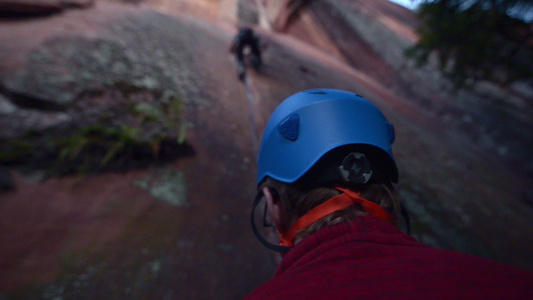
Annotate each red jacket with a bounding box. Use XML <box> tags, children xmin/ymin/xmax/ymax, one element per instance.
<box><xmin>245</xmin><ymin>217</ymin><xmax>533</xmax><ymax>299</ymax></box>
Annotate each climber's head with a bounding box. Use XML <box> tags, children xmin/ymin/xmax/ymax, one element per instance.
<box><xmin>251</xmin><ymin>89</ymin><xmax>401</xmax><ymax>253</ymax></box>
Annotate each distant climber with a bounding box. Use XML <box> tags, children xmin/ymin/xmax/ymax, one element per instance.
<box><xmin>229</xmin><ymin>27</ymin><xmax>262</xmax><ymax>81</ymax></box>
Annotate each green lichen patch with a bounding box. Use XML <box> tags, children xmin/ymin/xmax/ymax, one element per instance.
<box><xmin>0</xmin><ymin>92</ymin><xmax>194</xmax><ymax>177</ymax></box>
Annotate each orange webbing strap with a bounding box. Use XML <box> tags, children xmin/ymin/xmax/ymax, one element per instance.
<box><xmin>336</xmin><ymin>187</ymin><xmax>395</xmax><ymax>225</ymax></box>
<box><xmin>279</xmin><ymin>188</ymin><xmax>394</xmax><ymax>248</ymax></box>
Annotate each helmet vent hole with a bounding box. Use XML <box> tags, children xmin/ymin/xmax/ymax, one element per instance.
<box><xmin>278</xmin><ymin>114</ymin><xmax>300</xmax><ymax>141</ymax></box>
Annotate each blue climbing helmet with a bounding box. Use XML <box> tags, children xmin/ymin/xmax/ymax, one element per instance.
<box><xmin>257</xmin><ymin>89</ymin><xmax>398</xmax><ymax>186</ymax></box>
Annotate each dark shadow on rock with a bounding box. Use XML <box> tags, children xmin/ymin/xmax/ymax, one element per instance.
<box><xmin>0</xmin><ymin>166</ymin><xmax>15</xmax><ymax>192</ymax></box>
<box><xmin>88</xmin><ymin>139</ymin><xmax>196</xmax><ymax>174</ymax></box>
<box><xmin>0</xmin><ymin>0</ymin><xmax>95</xmax><ymax>19</ymax></box>
<box><xmin>1</xmin><ymin>132</ymin><xmax>196</xmax><ymax>179</ymax></box>
<box><xmin>0</xmin><ymin>10</ymin><xmax>59</xmax><ymax>19</ymax></box>
<box><xmin>0</xmin><ymin>87</ymin><xmax>66</xmax><ymax>112</ymax></box>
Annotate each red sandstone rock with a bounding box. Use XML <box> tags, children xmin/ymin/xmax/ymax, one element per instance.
<box><xmin>60</xmin><ymin>0</ymin><xmax>94</xmax><ymax>8</ymax></box>
<box><xmin>0</xmin><ymin>0</ymin><xmax>94</xmax><ymax>16</ymax></box>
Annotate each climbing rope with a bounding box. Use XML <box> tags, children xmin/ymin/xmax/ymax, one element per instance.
<box><xmin>243</xmin><ymin>75</ymin><xmax>260</xmax><ymax>162</ymax></box>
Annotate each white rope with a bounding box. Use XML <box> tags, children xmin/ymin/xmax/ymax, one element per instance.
<box><xmin>244</xmin><ymin>76</ymin><xmax>260</xmax><ymax>162</ymax></box>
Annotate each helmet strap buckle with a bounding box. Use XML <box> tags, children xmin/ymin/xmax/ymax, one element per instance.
<box><xmin>338</xmin><ymin>152</ymin><xmax>373</xmax><ymax>184</ymax></box>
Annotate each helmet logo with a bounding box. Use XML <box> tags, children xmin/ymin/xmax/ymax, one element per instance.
<box><xmin>278</xmin><ymin>114</ymin><xmax>299</xmax><ymax>141</ymax></box>
<box><xmin>338</xmin><ymin>152</ymin><xmax>373</xmax><ymax>184</ymax></box>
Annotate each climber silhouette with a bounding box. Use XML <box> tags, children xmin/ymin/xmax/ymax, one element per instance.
<box><xmin>229</xmin><ymin>27</ymin><xmax>262</xmax><ymax>81</ymax></box>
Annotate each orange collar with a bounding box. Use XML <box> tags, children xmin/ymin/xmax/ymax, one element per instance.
<box><xmin>279</xmin><ymin>187</ymin><xmax>395</xmax><ymax>248</ymax></box>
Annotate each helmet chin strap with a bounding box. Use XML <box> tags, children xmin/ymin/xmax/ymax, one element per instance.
<box><xmin>251</xmin><ymin>191</ymin><xmax>290</xmax><ymax>254</ymax></box>
<box><xmin>251</xmin><ymin>188</ymin><xmax>395</xmax><ymax>254</ymax></box>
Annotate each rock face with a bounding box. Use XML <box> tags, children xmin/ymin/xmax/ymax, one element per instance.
<box><xmin>0</xmin><ymin>0</ymin><xmax>532</xmax><ymax>299</ymax></box>
<box><xmin>0</xmin><ymin>3</ymin><xmax>202</xmax><ymax>177</ymax></box>
<box><xmin>0</xmin><ymin>4</ymin><xmax>203</xmax><ymax>145</ymax></box>
<box><xmin>258</xmin><ymin>0</ymin><xmax>307</xmax><ymax>31</ymax></box>
<box><xmin>0</xmin><ymin>0</ymin><xmax>94</xmax><ymax>16</ymax></box>
<box><xmin>2</xmin><ymin>35</ymin><xmax>181</xmax><ymax>108</ymax></box>
<box><xmin>0</xmin><ymin>3</ymin><xmax>276</xmax><ymax>298</ymax></box>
